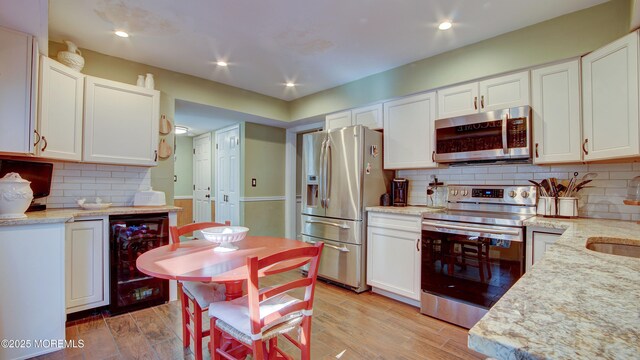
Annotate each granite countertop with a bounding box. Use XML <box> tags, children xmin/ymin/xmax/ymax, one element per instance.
<box><xmin>0</xmin><ymin>206</ymin><xmax>182</xmax><ymax>226</ymax></box>
<box><xmin>366</xmin><ymin>205</ymin><xmax>445</xmax><ymax>216</ymax></box>
<box><xmin>469</xmin><ymin>217</ymin><xmax>640</xmax><ymax>359</ymax></box>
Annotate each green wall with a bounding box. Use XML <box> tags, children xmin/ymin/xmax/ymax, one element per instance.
<box><xmin>243</xmin><ymin>123</ymin><xmax>286</xmax><ymax>197</ymax></box>
<box><xmin>239</xmin><ymin>122</ymin><xmax>286</xmax><ymax>237</ymax></box>
<box><xmin>174</xmin><ymin>135</ymin><xmax>193</xmax><ymax>197</ymax></box>
<box><xmin>289</xmin><ymin>0</ymin><xmax>632</xmax><ymax>120</ymax></box>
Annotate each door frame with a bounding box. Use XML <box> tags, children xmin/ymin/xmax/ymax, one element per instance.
<box><xmin>192</xmin><ymin>132</ymin><xmax>212</xmax><ymax>222</ymax></box>
<box><xmin>284</xmin><ymin>121</ymin><xmax>324</xmax><ymax>240</ymax></box>
<box><xmin>214</xmin><ymin>123</ymin><xmax>241</xmax><ymax>225</ymax></box>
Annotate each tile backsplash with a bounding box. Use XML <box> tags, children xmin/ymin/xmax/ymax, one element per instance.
<box><xmin>46</xmin><ymin>162</ymin><xmax>151</xmax><ymax>208</ymax></box>
<box><xmin>397</xmin><ymin>161</ymin><xmax>640</xmax><ymax>221</ymax></box>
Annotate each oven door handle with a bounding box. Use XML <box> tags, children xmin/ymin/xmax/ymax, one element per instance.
<box><xmin>422</xmin><ymin>221</ymin><xmax>521</xmax><ymax>236</ymax></box>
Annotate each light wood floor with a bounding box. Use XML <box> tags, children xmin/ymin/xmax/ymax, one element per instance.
<box><xmin>38</xmin><ymin>271</ymin><xmax>485</xmax><ymax>360</ymax></box>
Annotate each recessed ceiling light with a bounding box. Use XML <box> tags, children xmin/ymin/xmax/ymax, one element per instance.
<box><xmin>285</xmin><ymin>82</ymin><xmax>295</xmax><ymax>87</ymax></box>
<box><xmin>175</xmin><ymin>126</ymin><xmax>188</xmax><ymax>134</ymax></box>
<box><xmin>216</xmin><ymin>61</ymin><xmax>228</xmax><ymax>67</ymax></box>
<box><xmin>114</xmin><ymin>30</ymin><xmax>129</xmax><ymax>38</ymax></box>
<box><xmin>438</xmin><ymin>21</ymin><xmax>452</xmax><ymax>30</ymax></box>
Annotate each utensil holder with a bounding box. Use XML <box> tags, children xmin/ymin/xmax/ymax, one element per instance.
<box><xmin>537</xmin><ymin>196</ymin><xmax>578</xmax><ymax>218</ymax></box>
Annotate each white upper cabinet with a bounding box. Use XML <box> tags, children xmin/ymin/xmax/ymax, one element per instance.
<box><xmin>437</xmin><ymin>71</ymin><xmax>529</xmax><ymax>119</ymax></box>
<box><xmin>383</xmin><ymin>92</ymin><xmax>437</xmax><ymax>169</ymax></box>
<box><xmin>326</xmin><ymin>104</ymin><xmax>383</xmax><ymax>130</ymax></box>
<box><xmin>0</xmin><ymin>26</ymin><xmax>37</xmax><ymax>154</ymax></box>
<box><xmin>37</xmin><ymin>56</ymin><xmax>84</xmax><ymax>161</ymax></box>
<box><xmin>478</xmin><ymin>71</ymin><xmax>530</xmax><ymax>111</ymax></box>
<box><xmin>325</xmin><ymin>110</ymin><xmax>352</xmax><ymax>130</ymax></box>
<box><xmin>437</xmin><ymin>82</ymin><xmax>479</xmax><ymax>119</ymax></box>
<box><xmin>582</xmin><ymin>31</ymin><xmax>639</xmax><ymax>161</ymax></box>
<box><xmin>353</xmin><ymin>104</ymin><xmax>383</xmax><ymax>130</ymax></box>
<box><xmin>531</xmin><ymin>59</ymin><xmax>582</xmax><ymax>164</ymax></box>
<box><xmin>84</xmin><ymin>76</ymin><xmax>160</xmax><ymax>166</ymax></box>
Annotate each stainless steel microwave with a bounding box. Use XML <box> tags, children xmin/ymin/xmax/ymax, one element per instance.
<box><xmin>434</xmin><ymin>106</ymin><xmax>532</xmax><ymax>163</ymax></box>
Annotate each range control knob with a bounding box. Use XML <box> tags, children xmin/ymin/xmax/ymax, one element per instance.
<box><xmin>508</xmin><ymin>190</ymin><xmax>517</xmax><ymax>198</ymax></box>
<box><xmin>521</xmin><ymin>191</ymin><xmax>530</xmax><ymax>198</ymax></box>
<box><xmin>450</xmin><ymin>189</ymin><xmax>459</xmax><ymax>196</ymax></box>
<box><xmin>461</xmin><ymin>190</ymin><xmax>469</xmax><ymax>196</ymax></box>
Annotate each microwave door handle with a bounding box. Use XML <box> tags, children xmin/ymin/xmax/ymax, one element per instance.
<box><xmin>502</xmin><ymin>112</ymin><xmax>509</xmax><ymax>155</ymax></box>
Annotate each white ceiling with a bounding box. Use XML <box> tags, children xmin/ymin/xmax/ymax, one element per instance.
<box><xmin>48</xmin><ymin>0</ymin><xmax>609</xmax><ymax>101</ymax></box>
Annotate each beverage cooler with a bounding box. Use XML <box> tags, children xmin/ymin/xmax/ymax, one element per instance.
<box><xmin>109</xmin><ymin>214</ymin><xmax>169</xmax><ymax>314</ymax></box>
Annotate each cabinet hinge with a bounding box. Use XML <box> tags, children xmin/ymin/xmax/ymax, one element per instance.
<box><xmin>193</xmin><ymin>148</ymin><xmax>195</xmax><ymax>154</ymax></box>
<box><xmin>216</xmin><ymin>144</ymin><xmax>218</xmax><ymax>149</ymax></box>
<box><xmin>193</xmin><ymin>185</ymin><xmax>195</xmax><ymax>190</ymax></box>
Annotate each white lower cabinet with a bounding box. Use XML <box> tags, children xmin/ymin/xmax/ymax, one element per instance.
<box><xmin>0</xmin><ymin>223</ymin><xmax>65</xmax><ymax>359</ymax></box>
<box><xmin>66</xmin><ymin>219</ymin><xmax>109</xmax><ymax>313</ymax></box>
<box><xmin>367</xmin><ymin>212</ymin><xmax>421</xmax><ymax>303</ymax></box>
<box><xmin>525</xmin><ymin>226</ymin><xmax>564</xmax><ymax>272</ymax></box>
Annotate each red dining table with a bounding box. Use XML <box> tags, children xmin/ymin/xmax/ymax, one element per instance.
<box><xmin>136</xmin><ymin>236</ymin><xmax>313</xmax><ymax>300</ymax></box>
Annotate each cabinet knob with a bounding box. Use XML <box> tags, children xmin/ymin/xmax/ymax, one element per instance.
<box><xmin>480</xmin><ymin>95</ymin><xmax>485</xmax><ymax>109</ymax></box>
<box><xmin>473</xmin><ymin>96</ymin><xmax>478</xmax><ymax>110</ymax></box>
<box><xmin>416</xmin><ymin>238</ymin><xmax>420</xmax><ymax>252</ymax></box>
<box><xmin>41</xmin><ymin>136</ymin><xmax>48</xmax><ymax>152</ymax></box>
<box><xmin>535</xmin><ymin>143</ymin><xmax>539</xmax><ymax>158</ymax></box>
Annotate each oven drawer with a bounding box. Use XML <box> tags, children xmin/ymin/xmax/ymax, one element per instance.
<box><xmin>301</xmin><ymin>235</ymin><xmax>362</xmax><ymax>289</ymax></box>
<box><xmin>301</xmin><ymin>215</ymin><xmax>362</xmax><ymax>244</ymax></box>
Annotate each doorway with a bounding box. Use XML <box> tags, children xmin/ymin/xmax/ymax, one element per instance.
<box><xmin>193</xmin><ymin>133</ymin><xmax>212</xmax><ymax>222</ymax></box>
<box><xmin>215</xmin><ymin>124</ymin><xmax>240</xmax><ymax>225</ymax></box>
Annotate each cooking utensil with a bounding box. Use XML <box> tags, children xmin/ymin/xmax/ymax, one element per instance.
<box><xmin>540</xmin><ymin>179</ymin><xmax>552</xmax><ymax>197</ymax></box>
<box><xmin>528</xmin><ymin>180</ymin><xmax>548</xmax><ymax>197</ymax></box>
<box><xmin>159</xmin><ymin>114</ymin><xmax>172</xmax><ymax>135</ymax></box>
<box><xmin>158</xmin><ymin>138</ymin><xmax>172</xmax><ymax>159</ymax></box>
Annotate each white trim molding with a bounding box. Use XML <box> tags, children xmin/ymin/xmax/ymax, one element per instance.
<box><xmin>240</xmin><ymin>196</ymin><xmax>285</xmax><ymax>202</ymax></box>
<box><xmin>173</xmin><ymin>195</ymin><xmax>193</xmax><ymax>200</ymax></box>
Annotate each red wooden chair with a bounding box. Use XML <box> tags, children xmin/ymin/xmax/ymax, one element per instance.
<box><xmin>208</xmin><ymin>242</ymin><xmax>324</xmax><ymax>360</ymax></box>
<box><xmin>170</xmin><ymin>221</ymin><xmax>231</xmax><ymax>360</ymax></box>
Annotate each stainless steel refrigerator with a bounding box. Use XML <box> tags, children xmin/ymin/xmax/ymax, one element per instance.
<box><xmin>301</xmin><ymin>125</ymin><xmax>390</xmax><ymax>292</ymax></box>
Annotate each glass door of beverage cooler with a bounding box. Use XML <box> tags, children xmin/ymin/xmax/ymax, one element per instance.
<box><xmin>109</xmin><ymin>214</ymin><xmax>169</xmax><ymax>314</ymax></box>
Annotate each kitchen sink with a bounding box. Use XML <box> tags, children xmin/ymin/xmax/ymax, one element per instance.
<box><xmin>586</xmin><ymin>237</ymin><xmax>640</xmax><ymax>259</ymax></box>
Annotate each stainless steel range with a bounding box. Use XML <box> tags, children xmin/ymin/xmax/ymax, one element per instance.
<box><xmin>420</xmin><ymin>184</ymin><xmax>537</xmax><ymax>329</ymax></box>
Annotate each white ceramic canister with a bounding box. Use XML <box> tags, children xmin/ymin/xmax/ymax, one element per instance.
<box><xmin>0</xmin><ymin>173</ymin><xmax>34</xmax><ymax>219</ymax></box>
<box><xmin>136</xmin><ymin>75</ymin><xmax>145</xmax><ymax>87</ymax></box>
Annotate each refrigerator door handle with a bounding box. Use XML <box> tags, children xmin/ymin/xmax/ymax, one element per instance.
<box><xmin>324</xmin><ymin>243</ymin><xmax>350</xmax><ymax>252</ymax></box>
<box><xmin>325</xmin><ymin>139</ymin><xmax>332</xmax><ymax>208</ymax></box>
<box><xmin>305</xmin><ymin>219</ymin><xmax>351</xmax><ymax>229</ymax></box>
<box><xmin>319</xmin><ymin>137</ymin><xmax>327</xmax><ymax>208</ymax></box>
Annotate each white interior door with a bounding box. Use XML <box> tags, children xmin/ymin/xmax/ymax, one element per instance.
<box><xmin>193</xmin><ymin>133</ymin><xmax>212</xmax><ymax>222</ymax></box>
<box><xmin>215</xmin><ymin>125</ymin><xmax>240</xmax><ymax>225</ymax></box>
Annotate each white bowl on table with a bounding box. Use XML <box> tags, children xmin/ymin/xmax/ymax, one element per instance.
<box><xmin>200</xmin><ymin>226</ymin><xmax>249</xmax><ymax>252</ymax></box>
